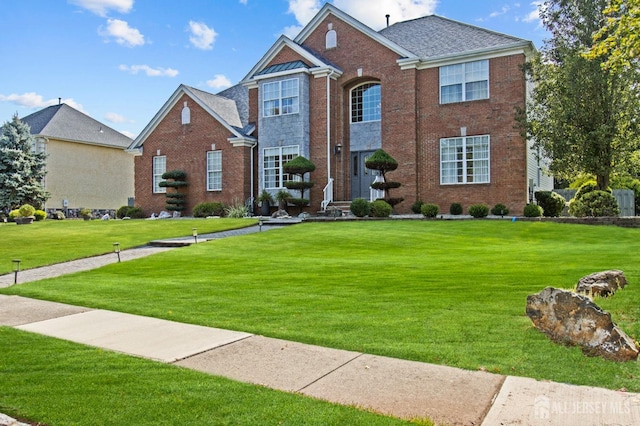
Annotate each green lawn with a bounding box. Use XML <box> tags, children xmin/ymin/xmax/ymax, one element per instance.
<box><xmin>2</xmin><ymin>220</ymin><xmax>639</xmax><ymax>425</ymax></box>
<box><xmin>0</xmin><ymin>218</ymin><xmax>255</xmax><ymax>274</ymax></box>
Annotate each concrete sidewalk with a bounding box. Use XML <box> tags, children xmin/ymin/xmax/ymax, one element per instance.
<box><xmin>1</xmin><ymin>224</ymin><xmax>640</xmax><ymax>425</ymax></box>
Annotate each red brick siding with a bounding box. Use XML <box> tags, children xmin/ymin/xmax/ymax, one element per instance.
<box><xmin>134</xmin><ymin>93</ymin><xmax>253</xmax><ymax>216</ymax></box>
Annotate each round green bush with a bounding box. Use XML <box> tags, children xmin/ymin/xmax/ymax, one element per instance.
<box><xmin>449</xmin><ymin>203</ymin><xmax>463</xmax><ymax>215</ymax></box>
<box><xmin>350</xmin><ymin>198</ymin><xmax>371</xmax><ymax>217</ymax></box>
<box><xmin>574</xmin><ymin>181</ymin><xmax>601</xmax><ymax>200</ymax></box>
<box><xmin>34</xmin><ymin>210</ymin><xmax>46</xmax><ymax>221</ymax></box>
<box><xmin>116</xmin><ymin>205</ymin><xmax>130</xmax><ymax>219</ymax></box>
<box><xmin>535</xmin><ymin>191</ymin><xmax>566</xmax><ymax>217</ymax></box>
<box><xmin>8</xmin><ymin>209</ymin><xmax>19</xmax><ymax>220</ymax></box>
<box><xmin>54</xmin><ymin>211</ymin><xmax>65</xmax><ymax>220</ymax></box>
<box><xmin>468</xmin><ymin>204</ymin><xmax>489</xmax><ymax>218</ymax></box>
<box><xmin>370</xmin><ymin>199</ymin><xmax>392</xmax><ymax>217</ymax></box>
<box><xmin>126</xmin><ymin>207</ymin><xmax>144</xmax><ymax>219</ymax></box>
<box><xmin>411</xmin><ymin>200</ymin><xmax>424</xmax><ymax>214</ymax></box>
<box><xmin>569</xmin><ymin>190</ymin><xmax>620</xmax><ymax>217</ymax></box>
<box><xmin>421</xmin><ymin>203</ymin><xmax>439</xmax><ymax>218</ymax></box>
<box><xmin>193</xmin><ymin>202</ymin><xmax>225</xmax><ymax>217</ymax></box>
<box><xmin>523</xmin><ymin>203</ymin><xmax>543</xmax><ymax>217</ymax></box>
<box><xmin>18</xmin><ymin>204</ymin><xmax>36</xmax><ymax>217</ymax></box>
<box><xmin>490</xmin><ymin>203</ymin><xmax>509</xmax><ymax>216</ymax></box>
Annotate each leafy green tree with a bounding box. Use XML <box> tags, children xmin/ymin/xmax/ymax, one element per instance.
<box><xmin>519</xmin><ymin>0</ymin><xmax>640</xmax><ymax>190</ymax></box>
<box><xmin>586</xmin><ymin>0</ymin><xmax>640</xmax><ymax>71</ymax></box>
<box><xmin>0</xmin><ymin>115</ymin><xmax>49</xmax><ymax>211</ymax></box>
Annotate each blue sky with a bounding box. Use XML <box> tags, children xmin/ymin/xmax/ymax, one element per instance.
<box><xmin>0</xmin><ymin>0</ymin><xmax>547</xmax><ymax>139</ymax></box>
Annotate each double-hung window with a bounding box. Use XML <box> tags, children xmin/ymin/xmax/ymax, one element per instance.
<box><xmin>263</xmin><ymin>78</ymin><xmax>299</xmax><ymax>117</ymax></box>
<box><xmin>263</xmin><ymin>145</ymin><xmax>299</xmax><ymax>189</ymax></box>
<box><xmin>152</xmin><ymin>155</ymin><xmax>166</xmax><ymax>193</ymax></box>
<box><xmin>440</xmin><ymin>60</ymin><xmax>489</xmax><ymax>104</ymax></box>
<box><xmin>440</xmin><ymin>135</ymin><xmax>490</xmax><ymax>184</ymax></box>
<box><xmin>206</xmin><ymin>150</ymin><xmax>222</xmax><ymax>191</ymax></box>
<box><xmin>351</xmin><ymin>83</ymin><xmax>381</xmax><ymax>122</ymax></box>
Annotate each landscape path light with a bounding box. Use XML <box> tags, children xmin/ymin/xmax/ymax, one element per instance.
<box><xmin>192</xmin><ymin>228</ymin><xmax>198</xmax><ymax>244</ymax></box>
<box><xmin>12</xmin><ymin>259</ymin><xmax>21</xmax><ymax>285</ymax></box>
<box><xmin>113</xmin><ymin>242</ymin><xmax>121</xmax><ymax>263</ymax></box>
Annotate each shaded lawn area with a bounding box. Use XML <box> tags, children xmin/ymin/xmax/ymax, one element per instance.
<box><xmin>0</xmin><ymin>327</ymin><xmax>408</xmax><ymax>426</ymax></box>
<box><xmin>3</xmin><ymin>221</ymin><xmax>639</xmax><ymax>392</ymax></box>
<box><xmin>0</xmin><ymin>218</ymin><xmax>256</xmax><ymax>274</ymax></box>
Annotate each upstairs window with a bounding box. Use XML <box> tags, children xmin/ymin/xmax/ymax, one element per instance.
<box><xmin>440</xmin><ymin>135</ymin><xmax>490</xmax><ymax>184</ymax></box>
<box><xmin>263</xmin><ymin>78</ymin><xmax>299</xmax><ymax>117</ymax></box>
<box><xmin>440</xmin><ymin>60</ymin><xmax>489</xmax><ymax>104</ymax></box>
<box><xmin>152</xmin><ymin>155</ymin><xmax>166</xmax><ymax>193</ymax></box>
<box><xmin>351</xmin><ymin>83</ymin><xmax>381</xmax><ymax>122</ymax></box>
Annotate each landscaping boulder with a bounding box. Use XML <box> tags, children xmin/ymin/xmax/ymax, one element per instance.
<box><xmin>526</xmin><ymin>287</ymin><xmax>638</xmax><ymax>362</ymax></box>
<box><xmin>576</xmin><ymin>270</ymin><xmax>627</xmax><ymax>297</ymax></box>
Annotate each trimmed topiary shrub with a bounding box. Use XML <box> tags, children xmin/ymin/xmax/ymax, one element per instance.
<box><xmin>8</xmin><ymin>209</ymin><xmax>19</xmax><ymax>220</ymax></box>
<box><xmin>365</xmin><ymin>149</ymin><xmax>404</xmax><ymax>209</ymax></box>
<box><xmin>523</xmin><ymin>203</ymin><xmax>543</xmax><ymax>217</ymax></box>
<box><xmin>34</xmin><ymin>210</ymin><xmax>46</xmax><ymax>221</ymax></box>
<box><xmin>490</xmin><ymin>204</ymin><xmax>509</xmax><ymax>216</ymax></box>
<box><xmin>116</xmin><ymin>205</ymin><xmax>130</xmax><ymax>219</ymax></box>
<box><xmin>468</xmin><ymin>204</ymin><xmax>489</xmax><ymax>218</ymax></box>
<box><xmin>411</xmin><ymin>200</ymin><xmax>424</xmax><ymax>214</ymax></box>
<box><xmin>420</xmin><ymin>203</ymin><xmax>439</xmax><ymax>218</ymax></box>
<box><xmin>193</xmin><ymin>202</ymin><xmax>225</xmax><ymax>217</ymax></box>
<box><xmin>569</xmin><ymin>190</ymin><xmax>620</xmax><ymax>217</ymax></box>
<box><xmin>125</xmin><ymin>207</ymin><xmax>144</xmax><ymax>219</ymax></box>
<box><xmin>350</xmin><ymin>198</ymin><xmax>371</xmax><ymax>217</ymax></box>
<box><xmin>449</xmin><ymin>203</ymin><xmax>463</xmax><ymax>215</ymax></box>
<box><xmin>18</xmin><ymin>204</ymin><xmax>36</xmax><ymax>217</ymax></box>
<box><xmin>535</xmin><ymin>191</ymin><xmax>566</xmax><ymax>217</ymax></box>
<box><xmin>370</xmin><ymin>199</ymin><xmax>392</xmax><ymax>217</ymax></box>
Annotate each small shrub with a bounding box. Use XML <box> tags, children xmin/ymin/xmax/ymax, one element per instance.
<box><xmin>34</xmin><ymin>210</ymin><xmax>46</xmax><ymax>221</ymax></box>
<box><xmin>225</xmin><ymin>199</ymin><xmax>248</xmax><ymax>218</ymax></box>
<box><xmin>8</xmin><ymin>209</ymin><xmax>19</xmax><ymax>220</ymax></box>
<box><xmin>468</xmin><ymin>204</ymin><xmax>489</xmax><ymax>218</ymax></box>
<box><xmin>574</xmin><ymin>181</ymin><xmax>601</xmax><ymax>200</ymax></box>
<box><xmin>449</xmin><ymin>203</ymin><xmax>463</xmax><ymax>215</ymax></box>
<box><xmin>116</xmin><ymin>205</ymin><xmax>130</xmax><ymax>219</ymax></box>
<box><xmin>126</xmin><ymin>207</ymin><xmax>144</xmax><ymax>219</ymax></box>
<box><xmin>420</xmin><ymin>203</ymin><xmax>439</xmax><ymax>218</ymax></box>
<box><xmin>569</xmin><ymin>190</ymin><xmax>620</xmax><ymax>217</ymax></box>
<box><xmin>411</xmin><ymin>200</ymin><xmax>424</xmax><ymax>214</ymax></box>
<box><xmin>370</xmin><ymin>199</ymin><xmax>392</xmax><ymax>217</ymax></box>
<box><xmin>535</xmin><ymin>191</ymin><xmax>566</xmax><ymax>217</ymax></box>
<box><xmin>193</xmin><ymin>202</ymin><xmax>225</xmax><ymax>218</ymax></box>
<box><xmin>350</xmin><ymin>198</ymin><xmax>371</xmax><ymax>217</ymax></box>
<box><xmin>523</xmin><ymin>203</ymin><xmax>543</xmax><ymax>217</ymax></box>
<box><xmin>490</xmin><ymin>204</ymin><xmax>509</xmax><ymax>216</ymax></box>
<box><xmin>18</xmin><ymin>204</ymin><xmax>36</xmax><ymax>217</ymax></box>
<box><xmin>54</xmin><ymin>211</ymin><xmax>65</xmax><ymax>220</ymax></box>
<box><xmin>79</xmin><ymin>208</ymin><xmax>92</xmax><ymax>218</ymax></box>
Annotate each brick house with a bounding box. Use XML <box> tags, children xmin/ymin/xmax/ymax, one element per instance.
<box><xmin>129</xmin><ymin>4</ymin><xmax>552</xmax><ymax>216</ymax></box>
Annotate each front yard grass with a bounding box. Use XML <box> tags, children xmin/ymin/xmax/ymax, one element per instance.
<box><xmin>0</xmin><ymin>218</ymin><xmax>255</xmax><ymax>274</ymax></box>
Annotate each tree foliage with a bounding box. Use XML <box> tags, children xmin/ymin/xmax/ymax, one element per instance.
<box><xmin>585</xmin><ymin>0</ymin><xmax>640</xmax><ymax>71</ymax></box>
<box><xmin>365</xmin><ymin>149</ymin><xmax>404</xmax><ymax>207</ymax></box>
<box><xmin>519</xmin><ymin>0</ymin><xmax>640</xmax><ymax>190</ymax></box>
<box><xmin>0</xmin><ymin>115</ymin><xmax>49</xmax><ymax>211</ymax></box>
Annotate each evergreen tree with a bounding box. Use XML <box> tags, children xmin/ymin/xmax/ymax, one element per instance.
<box><xmin>0</xmin><ymin>115</ymin><xmax>49</xmax><ymax>211</ymax></box>
<box><xmin>519</xmin><ymin>0</ymin><xmax>640</xmax><ymax>189</ymax></box>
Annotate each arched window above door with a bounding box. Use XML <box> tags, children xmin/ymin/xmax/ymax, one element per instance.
<box><xmin>351</xmin><ymin>82</ymin><xmax>381</xmax><ymax>123</ymax></box>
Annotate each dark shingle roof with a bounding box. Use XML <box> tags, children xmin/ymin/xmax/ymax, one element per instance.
<box><xmin>378</xmin><ymin>15</ymin><xmax>529</xmax><ymax>60</ymax></box>
<box><xmin>21</xmin><ymin>104</ymin><xmax>132</xmax><ymax>148</ymax></box>
<box><xmin>256</xmin><ymin>60</ymin><xmax>309</xmax><ymax>76</ymax></box>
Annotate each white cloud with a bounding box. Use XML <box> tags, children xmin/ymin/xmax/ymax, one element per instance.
<box><xmin>100</xmin><ymin>19</ymin><xmax>145</xmax><ymax>47</ymax></box>
<box><xmin>522</xmin><ymin>1</ymin><xmax>543</xmax><ymax>24</ymax></box>
<box><xmin>206</xmin><ymin>74</ymin><xmax>232</xmax><ymax>90</ymax></box>
<box><xmin>188</xmin><ymin>21</ymin><xmax>217</xmax><ymax>50</ymax></box>
<box><xmin>239</xmin><ymin>0</ymin><xmax>248</xmax><ymax>4</ymax></box>
<box><xmin>489</xmin><ymin>5</ymin><xmax>510</xmax><ymax>18</ymax></box>
<box><xmin>0</xmin><ymin>92</ymin><xmax>84</xmax><ymax>111</ymax></box>
<box><xmin>68</xmin><ymin>0</ymin><xmax>133</xmax><ymax>17</ymax></box>
<box><xmin>119</xmin><ymin>64</ymin><xmax>179</xmax><ymax>77</ymax></box>
<box><xmin>105</xmin><ymin>112</ymin><xmax>130</xmax><ymax>123</ymax></box>
<box><xmin>284</xmin><ymin>0</ymin><xmax>438</xmax><ymax>36</ymax></box>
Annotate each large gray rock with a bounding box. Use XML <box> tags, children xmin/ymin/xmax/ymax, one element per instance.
<box><xmin>526</xmin><ymin>287</ymin><xmax>638</xmax><ymax>362</ymax></box>
<box><xmin>576</xmin><ymin>270</ymin><xmax>627</xmax><ymax>297</ymax></box>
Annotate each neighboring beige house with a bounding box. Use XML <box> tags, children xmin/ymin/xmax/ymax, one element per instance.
<box><xmin>21</xmin><ymin>103</ymin><xmax>134</xmax><ymax>216</ymax></box>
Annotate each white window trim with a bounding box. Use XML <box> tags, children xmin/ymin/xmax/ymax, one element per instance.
<box><xmin>350</xmin><ymin>82</ymin><xmax>381</xmax><ymax>123</ymax></box>
<box><xmin>439</xmin><ymin>60</ymin><xmax>489</xmax><ymax>104</ymax></box>
<box><xmin>263</xmin><ymin>145</ymin><xmax>300</xmax><ymax>190</ymax></box>
<box><xmin>152</xmin><ymin>155</ymin><xmax>166</xmax><ymax>194</ymax></box>
<box><xmin>206</xmin><ymin>150</ymin><xmax>222</xmax><ymax>191</ymax></box>
<box><xmin>262</xmin><ymin>78</ymin><xmax>299</xmax><ymax>118</ymax></box>
<box><xmin>440</xmin><ymin>135</ymin><xmax>490</xmax><ymax>185</ymax></box>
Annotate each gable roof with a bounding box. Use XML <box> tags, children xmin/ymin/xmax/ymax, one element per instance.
<box><xmin>129</xmin><ymin>84</ymin><xmax>255</xmax><ymax>151</ymax></box>
<box><xmin>378</xmin><ymin>15</ymin><xmax>532</xmax><ymax>62</ymax></box>
<box><xmin>21</xmin><ymin>104</ymin><xmax>132</xmax><ymax>149</ymax></box>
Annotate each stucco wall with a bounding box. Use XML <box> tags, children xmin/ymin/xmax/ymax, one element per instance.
<box><xmin>44</xmin><ymin>138</ymin><xmax>134</xmax><ymax>210</ymax></box>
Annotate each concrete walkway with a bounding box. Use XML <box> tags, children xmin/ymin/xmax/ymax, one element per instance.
<box><xmin>1</xmin><ymin>225</ymin><xmax>639</xmax><ymax>425</ymax></box>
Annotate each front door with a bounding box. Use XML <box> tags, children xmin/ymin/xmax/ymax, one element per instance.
<box><xmin>350</xmin><ymin>150</ymin><xmax>378</xmax><ymax>200</ymax></box>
